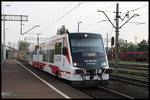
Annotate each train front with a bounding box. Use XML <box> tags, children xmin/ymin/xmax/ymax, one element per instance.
<box><xmin>68</xmin><ymin>33</ymin><xmax>113</xmax><ymax>86</ymax></box>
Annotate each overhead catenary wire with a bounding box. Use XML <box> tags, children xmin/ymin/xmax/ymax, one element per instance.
<box><xmin>40</xmin><ymin>2</ymin><xmax>83</xmax><ymax>33</ymax></box>
<box><xmin>39</xmin><ymin>2</ymin><xmax>73</xmax><ymax>26</ymax></box>
<box><xmin>54</xmin><ymin>3</ymin><xmax>115</xmax><ymax>32</ymax></box>
<box><xmin>120</xmin><ymin>4</ymin><xmax>147</xmax><ymax>21</ymax></box>
<box><xmin>78</xmin><ymin>4</ymin><xmax>146</xmax><ymax>34</ymax></box>
<box><xmin>128</xmin><ymin>5</ymin><xmax>147</xmax><ymax>12</ymax></box>
<box><xmin>20</xmin><ymin>3</ymin><xmax>73</xmax><ymax>36</ymax></box>
<box><xmin>80</xmin><ymin>4</ymin><xmax>115</xmax><ymax>22</ymax></box>
<box><xmin>121</xmin><ymin>22</ymin><xmax>146</xmax><ymax>33</ymax></box>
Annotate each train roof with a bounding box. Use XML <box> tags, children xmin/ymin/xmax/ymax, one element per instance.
<box><xmin>29</xmin><ymin>32</ymin><xmax>103</xmax><ymax>47</ymax></box>
<box><xmin>68</xmin><ymin>32</ymin><xmax>102</xmax><ymax>38</ymax></box>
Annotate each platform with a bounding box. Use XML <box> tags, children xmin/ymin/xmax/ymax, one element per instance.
<box><xmin>2</xmin><ymin>59</ymin><xmax>92</xmax><ymax>99</ymax></box>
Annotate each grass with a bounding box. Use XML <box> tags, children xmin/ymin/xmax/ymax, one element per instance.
<box><xmin>108</xmin><ymin>60</ymin><xmax>149</xmax><ymax>65</ymax></box>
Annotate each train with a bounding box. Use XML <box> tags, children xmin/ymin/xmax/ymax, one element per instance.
<box><xmin>107</xmin><ymin>51</ymin><xmax>149</xmax><ymax>61</ymax></box>
<box><xmin>27</xmin><ymin>32</ymin><xmax>113</xmax><ymax>87</ymax></box>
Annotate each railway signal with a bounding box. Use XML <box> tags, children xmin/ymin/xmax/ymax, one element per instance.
<box><xmin>111</xmin><ymin>37</ymin><xmax>115</xmax><ymax>64</ymax></box>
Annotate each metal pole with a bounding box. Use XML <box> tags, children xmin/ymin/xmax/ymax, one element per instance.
<box><xmin>3</xmin><ymin>6</ymin><xmax>6</xmax><ymax>62</ymax></box>
<box><xmin>126</xmin><ymin>40</ymin><xmax>127</xmax><ymax>52</ymax></box>
<box><xmin>115</xmin><ymin>3</ymin><xmax>119</xmax><ymax>67</ymax></box>
<box><xmin>77</xmin><ymin>21</ymin><xmax>82</xmax><ymax>33</ymax></box>
<box><xmin>106</xmin><ymin>33</ymin><xmax>108</xmax><ymax>52</ymax></box>
<box><xmin>78</xmin><ymin>22</ymin><xmax>79</xmax><ymax>33</ymax></box>
<box><xmin>37</xmin><ymin>34</ymin><xmax>39</xmax><ymax>44</ymax></box>
<box><xmin>2</xmin><ymin>5</ymin><xmax>11</xmax><ymax>64</ymax></box>
<box><xmin>20</xmin><ymin>15</ymin><xmax>23</xmax><ymax>35</ymax></box>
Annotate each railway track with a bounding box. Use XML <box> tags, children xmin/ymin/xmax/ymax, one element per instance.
<box><xmin>109</xmin><ymin>63</ymin><xmax>148</xmax><ymax>87</ymax></box>
<box><xmin>109</xmin><ymin>63</ymin><xmax>148</xmax><ymax>68</ymax></box>
<box><xmin>110</xmin><ymin>74</ymin><xmax>149</xmax><ymax>87</ymax></box>
<box><xmin>17</xmin><ymin>59</ymin><xmax>148</xmax><ymax>99</ymax></box>
<box><xmin>75</xmin><ymin>86</ymin><xmax>134</xmax><ymax>99</ymax></box>
<box><xmin>116</xmin><ymin>70</ymin><xmax>148</xmax><ymax>77</ymax></box>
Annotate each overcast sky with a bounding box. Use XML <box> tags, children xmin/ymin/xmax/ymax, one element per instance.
<box><xmin>1</xmin><ymin>1</ymin><xmax>149</xmax><ymax>48</ymax></box>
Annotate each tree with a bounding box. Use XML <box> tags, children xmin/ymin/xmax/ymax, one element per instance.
<box><xmin>137</xmin><ymin>39</ymin><xmax>148</xmax><ymax>51</ymax></box>
<box><xmin>18</xmin><ymin>40</ymin><xmax>30</xmax><ymax>51</ymax></box>
<box><xmin>57</xmin><ymin>25</ymin><xmax>69</xmax><ymax>35</ymax></box>
<box><xmin>127</xmin><ymin>42</ymin><xmax>138</xmax><ymax>51</ymax></box>
<box><xmin>119</xmin><ymin>39</ymin><xmax>127</xmax><ymax>52</ymax></box>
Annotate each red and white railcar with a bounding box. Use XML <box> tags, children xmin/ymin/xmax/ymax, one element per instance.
<box><xmin>27</xmin><ymin>32</ymin><xmax>113</xmax><ymax>86</ymax></box>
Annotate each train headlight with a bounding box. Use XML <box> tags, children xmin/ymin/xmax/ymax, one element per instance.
<box><xmin>84</xmin><ymin>34</ymin><xmax>88</xmax><ymax>38</ymax></box>
<box><xmin>101</xmin><ymin>62</ymin><xmax>107</xmax><ymax>67</ymax></box>
<box><xmin>73</xmin><ymin>62</ymin><xmax>77</xmax><ymax>67</ymax></box>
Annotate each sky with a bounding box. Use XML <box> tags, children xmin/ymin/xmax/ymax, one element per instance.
<box><xmin>1</xmin><ymin>1</ymin><xmax>149</xmax><ymax>49</ymax></box>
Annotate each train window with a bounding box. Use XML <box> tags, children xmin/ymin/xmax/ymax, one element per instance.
<box><xmin>136</xmin><ymin>53</ymin><xmax>140</xmax><ymax>56</ymax></box>
<box><xmin>143</xmin><ymin>53</ymin><xmax>148</xmax><ymax>56</ymax></box>
<box><xmin>30</xmin><ymin>52</ymin><xmax>33</xmax><ymax>59</ymax></box>
<box><xmin>49</xmin><ymin>50</ymin><xmax>54</xmax><ymax>63</ymax></box>
<box><xmin>132</xmin><ymin>54</ymin><xmax>135</xmax><ymax>57</ymax></box>
<box><xmin>33</xmin><ymin>46</ymin><xmax>38</xmax><ymax>55</ymax></box>
<box><xmin>63</xmin><ymin>38</ymin><xmax>66</xmax><ymax>48</ymax></box>
<box><xmin>130</xmin><ymin>54</ymin><xmax>133</xmax><ymax>57</ymax></box>
<box><xmin>124</xmin><ymin>54</ymin><xmax>127</xmax><ymax>57</ymax></box>
<box><xmin>55</xmin><ymin>39</ymin><xmax>62</xmax><ymax>54</ymax></box>
<box><xmin>39</xmin><ymin>47</ymin><xmax>43</xmax><ymax>54</ymax></box>
<box><xmin>119</xmin><ymin>54</ymin><xmax>121</xmax><ymax>57</ymax></box>
<box><xmin>62</xmin><ymin>38</ymin><xmax>67</xmax><ymax>55</ymax></box>
<box><xmin>43</xmin><ymin>50</ymin><xmax>48</xmax><ymax>62</ymax></box>
<box><xmin>33</xmin><ymin>49</ymin><xmax>36</xmax><ymax>55</ymax></box>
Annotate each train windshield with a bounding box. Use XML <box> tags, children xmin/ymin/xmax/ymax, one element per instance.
<box><xmin>69</xmin><ymin>33</ymin><xmax>107</xmax><ymax>69</ymax></box>
<box><xmin>70</xmin><ymin>38</ymin><xmax>105</xmax><ymax>57</ymax></box>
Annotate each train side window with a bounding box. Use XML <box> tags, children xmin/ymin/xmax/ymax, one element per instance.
<box><xmin>119</xmin><ymin>53</ymin><xmax>121</xmax><ymax>57</ymax></box>
<box><xmin>62</xmin><ymin>38</ymin><xmax>67</xmax><ymax>55</ymax></box>
<box><xmin>29</xmin><ymin>52</ymin><xmax>33</xmax><ymax>59</ymax></box>
<box><xmin>55</xmin><ymin>39</ymin><xmax>62</xmax><ymax>54</ymax></box>
<box><xmin>136</xmin><ymin>53</ymin><xmax>140</xmax><ymax>56</ymax></box>
<box><xmin>130</xmin><ymin>54</ymin><xmax>133</xmax><ymax>57</ymax></box>
<box><xmin>30</xmin><ymin>52</ymin><xmax>33</xmax><ymax>59</ymax></box>
<box><xmin>124</xmin><ymin>54</ymin><xmax>127</xmax><ymax>57</ymax></box>
<box><xmin>63</xmin><ymin>38</ymin><xmax>66</xmax><ymax>48</ymax></box>
<box><xmin>49</xmin><ymin>50</ymin><xmax>54</xmax><ymax>63</ymax></box>
<box><xmin>33</xmin><ymin>45</ymin><xmax>37</xmax><ymax>55</ymax></box>
<box><xmin>143</xmin><ymin>53</ymin><xmax>148</xmax><ymax>56</ymax></box>
<box><xmin>39</xmin><ymin>47</ymin><xmax>43</xmax><ymax>54</ymax></box>
<box><xmin>33</xmin><ymin>50</ymin><xmax>36</xmax><ymax>55</ymax></box>
<box><xmin>43</xmin><ymin>50</ymin><xmax>48</xmax><ymax>62</ymax></box>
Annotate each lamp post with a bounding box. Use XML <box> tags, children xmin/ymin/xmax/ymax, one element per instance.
<box><xmin>77</xmin><ymin>21</ymin><xmax>82</xmax><ymax>33</ymax></box>
<box><xmin>37</xmin><ymin>33</ymin><xmax>42</xmax><ymax>44</ymax></box>
<box><xmin>3</xmin><ymin>5</ymin><xmax>11</xmax><ymax>63</ymax></box>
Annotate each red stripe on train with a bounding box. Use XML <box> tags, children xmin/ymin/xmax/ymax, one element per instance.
<box><xmin>65</xmin><ymin>37</ymin><xmax>71</xmax><ymax>65</ymax></box>
<box><xmin>30</xmin><ymin>60</ymin><xmax>71</xmax><ymax>76</ymax></box>
<box><xmin>49</xmin><ymin>64</ymin><xmax>62</xmax><ymax>76</ymax></box>
<box><xmin>49</xmin><ymin>64</ymin><xmax>71</xmax><ymax>76</ymax></box>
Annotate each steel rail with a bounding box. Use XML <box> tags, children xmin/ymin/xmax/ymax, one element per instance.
<box><xmin>110</xmin><ymin>74</ymin><xmax>149</xmax><ymax>87</ymax></box>
<box><xmin>98</xmin><ymin>86</ymin><xmax>135</xmax><ymax>99</ymax></box>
